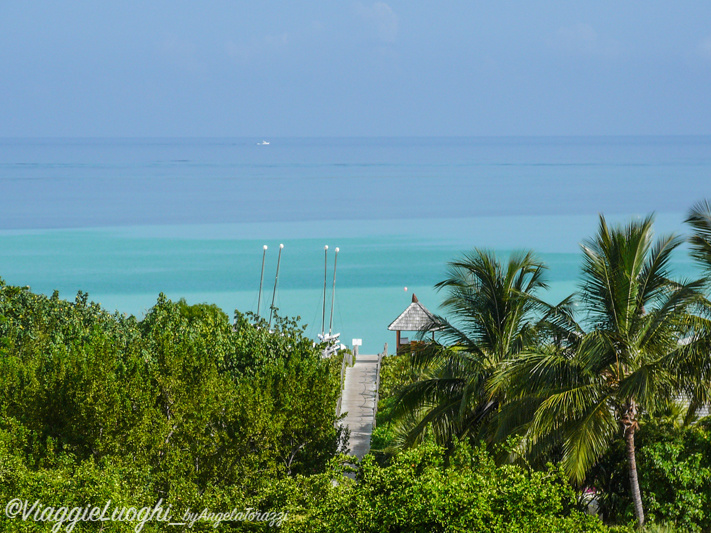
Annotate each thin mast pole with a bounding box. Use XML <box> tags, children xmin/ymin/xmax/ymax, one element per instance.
<box><xmin>268</xmin><ymin>243</ymin><xmax>284</xmax><ymax>328</ymax></box>
<box><xmin>256</xmin><ymin>245</ymin><xmax>267</xmax><ymax>318</ymax></box>
<box><xmin>322</xmin><ymin>245</ymin><xmax>328</xmax><ymax>337</ymax></box>
<box><xmin>329</xmin><ymin>247</ymin><xmax>339</xmax><ymax>334</ymax></box>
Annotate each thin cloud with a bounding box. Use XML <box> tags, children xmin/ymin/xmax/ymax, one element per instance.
<box><xmin>159</xmin><ymin>35</ymin><xmax>203</xmax><ymax>73</ymax></box>
<box><xmin>226</xmin><ymin>33</ymin><xmax>290</xmax><ymax>64</ymax></box>
<box><xmin>549</xmin><ymin>23</ymin><xmax>621</xmax><ymax>58</ymax></box>
<box><xmin>355</xmin><ymin>2</ymin><xmax>399</xmax><ymax>44</ymax></box>
<box><xmin>698</xmin><ymin>36</ymin><xmax>711</xmax><ymax>59</ymax></box>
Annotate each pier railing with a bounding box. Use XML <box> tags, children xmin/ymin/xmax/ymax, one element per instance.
<box><xmin>372</xmin><ymin>343</ymin><xmax>387</xmax><ymax>430</ymax></box>
<box><xmin>335</xmin><ymin>349</ymin><xmax>353</xmax><ymax>418</ymax></box>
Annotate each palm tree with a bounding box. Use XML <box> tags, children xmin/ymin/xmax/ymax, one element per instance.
<box><xmin>390</xmin><ymin>249</ymin><xmax>550</xmax><ymax>448</ymax></box>
<box><xmin>684</xmin><ymin>199</ymin><xmax>711</xmax><ymax>419</ymax></box>
<box><xmin>493</xmin><ymin>214</ymin><xmax>709</xmax><ymax>528</ymax></box>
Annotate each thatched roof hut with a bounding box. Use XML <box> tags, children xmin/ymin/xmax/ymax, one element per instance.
<box><xmin>387</xmin><ymin>294</ymin><xmax>441</xmax><ymax>351</ymax></box>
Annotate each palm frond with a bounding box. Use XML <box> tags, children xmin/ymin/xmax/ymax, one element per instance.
<box><xmin>638</xmin><ymin>278</ymin><xmax>706</xmax><ymax>351</ymax></box>
<box><xmin>686</xmin><ymin>199</ymin><xmax>711</xmax><ymax>273</ymax></box>
<box><xmin>580</xmin><ymin>214</ymin><xmax>656</xmax><ymax>335</ymax></box>
<box><xmin>531</xmin><ymin>383</ymin><xmax>603</xmax><ymax>436</ymax></box>
<box><xmin>561</xmin><ymin>397</ymin><xmax>618</xmax><ymax>485</ymax></box>
<box><xmin>637</xmin><ymin>233</ymin><xmax>685</xmax><ymax>308</ymax></box>
<box><xmin>392</xmin><ymin>248</ymin><xmax>555</xmax><ymax>449</ymax></box>
<box><xmin>391</xmin><ymin>376</ymin><xmax>466</xmax><ymax>419</ymax></box>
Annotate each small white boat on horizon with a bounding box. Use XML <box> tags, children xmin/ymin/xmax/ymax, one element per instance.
<box><xmin>257</xmin><ymin>140</ymin><xmax>270</xmax><ymax>146</ymax></box>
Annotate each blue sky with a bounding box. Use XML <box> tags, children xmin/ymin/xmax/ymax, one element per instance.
<box><xmin>2</xmin><ymin>2</ymin><xmax>711</xmax><ymax>137</ymax></box>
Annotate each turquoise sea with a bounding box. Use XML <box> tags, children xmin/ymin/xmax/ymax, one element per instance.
<box><xmin>1</xmin><ymin>137</ymin><xmax>710</xmax><ymax>353</ymax></box>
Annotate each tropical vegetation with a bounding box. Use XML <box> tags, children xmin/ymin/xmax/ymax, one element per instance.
<box><xmin>0</xmin><ymin>287</ymin><xmax>345</xmax><ymax>530</ymax></box>
<box><xmin>382</xmin><ymin>207</ymin><xmax>711</xmax><ymax>530</ymax></box>
<box><xmin>388</xmin><ymin>250</ymin><xmax>552</xmax><ymax>448</ymax></box>
<box><xmin>3</xmin><ymin>201</ymin><xmax>711</xmax><ymax>530</ymax></box>
<box><xmin>493</xmin><ymin>215</ymin><xmax>710</xmax><ymax>527</ymax></box>
<box><xmin>262</xmin><ymin>440</ymin><xmax>609</xmax><ymax>532</ymax></box>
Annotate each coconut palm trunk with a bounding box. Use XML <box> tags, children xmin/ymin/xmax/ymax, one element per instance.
<box><xmin>622</xmin><ymin>401</ymin><xmax>644</xmax><ymax>527</ymax></box>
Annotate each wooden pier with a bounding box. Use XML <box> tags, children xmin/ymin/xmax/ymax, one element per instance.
<box><xmin>338</xmin><ymin>351</ymin><xmax>383</xmax><ymax>460</ymax></box>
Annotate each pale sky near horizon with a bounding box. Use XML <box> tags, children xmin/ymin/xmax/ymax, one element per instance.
<box><xmin>2</xmin><ymin>2</ymin><xmax>711</xmax><ymax>138</ymax></box>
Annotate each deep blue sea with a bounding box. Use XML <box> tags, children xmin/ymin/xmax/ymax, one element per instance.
<box><xmin>1</xmin><ymin>136</ymin><xmax>710</xmax><ymax>353</ymax></box>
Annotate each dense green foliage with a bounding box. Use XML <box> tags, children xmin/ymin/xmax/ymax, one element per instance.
<box><xmin>255</xmin><ymin>441</ymin><xmax>609</xmax><ymax>532</ymax></box>
<box><xmin>590</xmin><ymin>417</ymin><xmax>711</xmax><ymax>531</ymax></box>
<box><xmin>370</xmin><ymin>350</ymin><xmax>419</xmax><ymax>458</ymax></box>
<box><xmin>0</xmin><ymin>282</ymin><xmax>345</xmax><ymax>530</ymax></box>
<box><xmin>0</xmin><ymin>282</ymin><xmax>612</xmax><ymax>531</ymax></box>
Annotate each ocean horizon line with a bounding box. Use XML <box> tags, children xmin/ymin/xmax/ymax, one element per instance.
<box><xmin>2</xmin><ymin>134</ymin><xmax>711</xmax><ymax>143</ymax></box>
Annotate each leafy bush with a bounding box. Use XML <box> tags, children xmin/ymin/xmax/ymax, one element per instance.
<box><xmin>589</xmin><ymin>418</ymin><xmax>711</xmax><ymax>531</ymax></box>
<box><xmin>0</xmin><ymin>280</ymin><xmax>345</xmax><ymax>530</ymax></box>
<box><xmin>370</xmin><ymin>352</ymin><xmax>421</xmax><ymax>457</ymax></box>
<box><xmin>257</xmin><ymin>440</ymin><xmax>609</xmax><ymax>532</ymax></box>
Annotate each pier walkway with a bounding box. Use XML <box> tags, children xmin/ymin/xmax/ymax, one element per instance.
<box><xmin>339</xmin><ymin>353</ymin><xmax>381</xmax><ymax>459</ymax></box>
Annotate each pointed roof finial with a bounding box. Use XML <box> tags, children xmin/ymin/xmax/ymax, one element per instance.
<box><xmin>388</xmin><ymin>293</ymin><xmax>441</xmax><ymax>332</ymax></box>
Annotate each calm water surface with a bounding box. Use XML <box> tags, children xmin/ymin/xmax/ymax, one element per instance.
<box><xmin>1</xmin><ymin>137</ymin><xmax>709</xmax><ymax>352</ymax></box>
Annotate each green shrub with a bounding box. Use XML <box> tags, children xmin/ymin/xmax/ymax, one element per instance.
<box><xmin>588</xmin><ymin>418</ymin><xmax>711</xmax><ymax>531</ymax></box>
<box><xmin>0</xmin><ymin>280</ymin><xmax>346</xmax><ymax>530</ymax></box>
<box><xmin>259</xmin><ymin>441</ymin><xmax>610</xmax><ymax>532</ymax></box>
